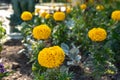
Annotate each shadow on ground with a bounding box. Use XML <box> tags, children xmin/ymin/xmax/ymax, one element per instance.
<box><xmin>1</xmin><ymin>39</ymin><xmax>33</xmax><ymax>80</ymax></box>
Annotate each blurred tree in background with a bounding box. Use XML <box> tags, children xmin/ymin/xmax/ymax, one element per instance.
<box><xmin>10</xmin><ymin>0</ymin><xmax>35</xmax><ymax>26</ymax></box>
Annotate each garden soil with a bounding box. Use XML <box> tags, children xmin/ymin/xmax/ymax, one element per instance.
<box><xmin>0</xmin><ymin>2</ymin><xmax>33</xmax><ymax>80</ymax></box>
<box><xmin>1</xmin><ymin>39</ymin><xmax>33</xmax><ymax>80</ymax></box>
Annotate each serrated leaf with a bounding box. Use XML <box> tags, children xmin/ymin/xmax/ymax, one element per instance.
<box><xmin>67</xmin><ymin>61</ymin><xmax>75</xmax><ymax>65</ymax></box>
<box><xmin>60</xmin><ymin>66</ymin><xmax>69</xmax><ymax>73</ymax></box>
<box><xmin>69</xmin><ymin>48</ymin><xmax>79</xmax><ymax>55</ymax></box>
<box><xmin>23</xmin><ymin>43</ymin><xmax>32</xmax><ymax>51</ymax></box>
<box><xmin>21</xmin><ymin>22</ymin><xmax>28</xmax><ymax>27</ymax></box>
<box><xmin>75</xmin><ymin>55</ymin><xmax>81</xmax><ymax>63</ymax></box>
<box><xmin>61</xmin><ymin>43</ymin><xmax>69</xmax><ymax>55</ymax></box>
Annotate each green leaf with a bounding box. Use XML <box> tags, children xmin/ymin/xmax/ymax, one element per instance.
<box><xmin>69</xmin><ymin>48</ymin><xmax>79</xmax><ymax>56</ymax></box>
<box><xmin>61</xmin><ymin>43</ymin><xmax>69</xmax><ymax>55</ymax></box>
<box><xmin>75</xmin><ymin>55</ymin><xmax>81</xmax><ymax>63</ymax></box>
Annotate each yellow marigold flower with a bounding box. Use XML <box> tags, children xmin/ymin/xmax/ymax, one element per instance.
<box><xmin>52</xmin><ymin>5</ymin><xmax>56</xmax><ymax>9</ymax></box>
<box><xmin>105</xmin><ymin>69</ymin><xmax>115</xmax><ymax>74</ymax></box>
<box><xmin>32</xmin><ymin>24</ymin><xmax>51</xmax><ymax>40</ymax></box>
<box><xmin>45</xmin><ymin>13</ymin><xmax>52</xmax><ymax>19</ymax></box>
<box><xmin>53</xmin><ymin>11</ymin><xmax>65</xmax><ymax>21</ymax></box>
<box><xmin>38</xmin><ymin>46</ymin><xmax>65</xmax><ymax>68</ymax></box>
<box><xmin>89</xmin><ymin>0</ymin><xmax>94</xmax><ymax>3</ymax></box>
<box><xmin>111</xmin><ymin>10</ymin><xmax>120</xmax><ymax>21</ymax></box>
<box><xmin>96</xmin><ymin>5</ymin><xmax>104</xmax><ymax>11</ymax></box>
<box><xmin>40</xmin><ymin>11</ymin><xmax>47</xmax><ymax>18</ymax></box>
<box><xmin>88</xmin><ymin>28</ymin><xmax>107</xmax><ymax>42</ymax></box>
<box><xmin>66</xmin><ymin>7</ymin><xmax>71</xmax><ymax>14</ymax></box>
<box><xmin>35</xmin><ymin>8</ymin><xmax>40</xmax><ymax>14</ymax></box>
<box><xmin>64</xmin><ymin>4</ymin><xmax>67</xmax><ymax>8</ymax></box>
<box><xmin>76</xmin><ymin>1</ymin><xmax>80</xmax><ymax>5</ymax></box>
<box><xmin>80</xmin><ymin>4</ymin><xmax>87</xmax><ymax>10</ymax></box>
<box><xmin>21</xmin><ymin>11</ymin><xmax>32</xmax><ymax>21</ymax></box>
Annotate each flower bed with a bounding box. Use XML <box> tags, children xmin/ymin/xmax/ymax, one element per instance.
<box><xmin>17</xmin><ymin>0</ymin><xmax>120</xmax><ymax>79</ymax></box>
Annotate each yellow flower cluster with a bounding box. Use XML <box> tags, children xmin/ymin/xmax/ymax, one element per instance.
<box><xmin>88</xmin><ymin>28</ymin><xmax>107</xmax><ymax>42</ymax></box>
<box><xmin>111</xmin><ymin>10</ymin><xmax>120</xmax><ymax>21</ymax></box>
<box><xmin>40</xmin><ymin>11</ymin><xmax>47</xmax><ymax>18</ymax></box>
<box><xmin>45</xmin><ymin>13</ymin><xmax>52</xmax><ymax>19</ymax></box>
<box><xmin>105</xmin><ymin>69</ymin><xmax>115</xmax><ymax>74</ymax></box>
<box><xmin>96</xmin><ymin>5</ymin><xmax>104</xmax><ymax>11</ymax></box>
<box><xmin>80</xmin><ymin>4</ymin><xmax>87</xmax><ymax>10</ymax></box>
<box><xmin>35</xmin><ymin>8</ymin><xmax>40</xmax><ymax>14</ymax></box>
<box><xmin>89</xmin><ymin>0</ymin><xmax>94</xmax><ymax>3</ymax></box>
<box><xmin>53</xmin><ymin>11</ymin><xmax>65</xmax><ymax>21</ymax></box>
<box><xmin>32</xmin><ymin>24</ymin><xmax>51</xmax><ymax>40</ymax></box>
<box><xmin>38</xmin><ymin>46</ymin><xmax>65</xmax><ymax>68</ymax></box>
<box><xmin>66</xmin><ymin>7</ymin><xmax>71</xmax><ymax>14</ymax></box>
<box><xmin>21</xmin><ymin>11</ymin><xmax>32</xmax><ymax>21</ymax></box>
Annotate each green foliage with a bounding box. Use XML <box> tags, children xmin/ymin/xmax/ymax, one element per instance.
<box><xmin>33</xmin><ymin>66</ymin><xmax>73</xmax><ymax>80</ymax></box>
<box><xmin>69</xmin><ymin>2</ymin><xmax>118</xmax><ymax>79</ymax></box>
<box><xmin>0</xmin><ymin>22</ymin><xmax>6</xmax><ymax>39</ymax></box>
<box><xmin>0</xmin><ymin>22</ymin><xmax>11</xmax><ymax>79</ymax></box>
<box><xmin>52</xmin><ymin>22</ymin><xmax>69</xmax><ymax>45</ymax></box>
<box><xmin>0</xmin><ymin>63</ymin><xmax>13</xmax><ymax>79</ymax></box>
<box><xmin>0</xmin><ymin>21</ymin><xmax>6</xmax><ymax>53</ymax></box>
<box><xmin>61</xmin><ymin>43</ymin><xmax>81</xmax><ymax>66</ymax></box>
<box><xmin>0</xmin><ymin>71</ymin><xmax>13</xmax><ymax>80</ymax></box>
<box><xmin>111</xmin><ymin>22</ymin><xmax>120</xmax><ymax>71</ymax></box>
<box><xmin>0</xmin><ymin>72</ymin><xmax>9</xmax><ymax>79</ymax></box>
<box><xmin>20</xmin><ymin>1</ymin><xmax>120</xmax><ymax>79</ymax></box>
<box><xmin>20</xmin><ymin>10</ymin><xmax>74</xmax><ymax>79</ymax></box>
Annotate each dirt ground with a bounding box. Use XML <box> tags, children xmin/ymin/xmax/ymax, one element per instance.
<box><xmin>0</xmin><ymin>2</ymin><xmax>32</xmax><ymax>80</ymax></box>
<box><xmin>1</xmin><ymin>39</ymin><xmax>33</xmax><ymax>80</ymax></box>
